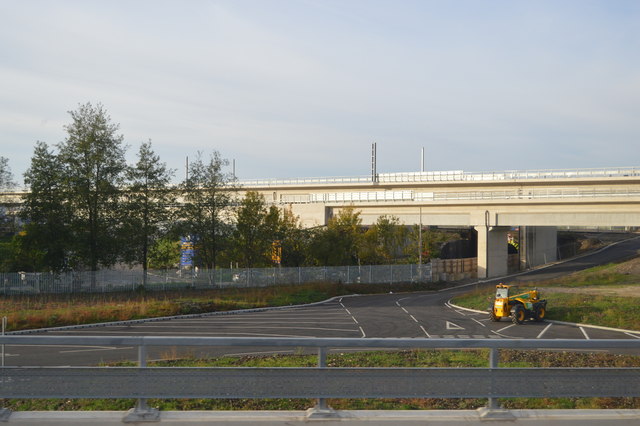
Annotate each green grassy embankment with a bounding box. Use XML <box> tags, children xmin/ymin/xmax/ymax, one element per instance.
<box><xmin>452</xmin><ymin>258</ymin><xmax>640</xmax><ymax>330</ymax></box>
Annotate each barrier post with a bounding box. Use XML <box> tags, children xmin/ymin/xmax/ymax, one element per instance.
<box><xmin>123</xmin><ymin>344</ymin><xmax>160</xmax><ymax>422</ymax></box>
<box><xmin>0</xmin><ymin>316</ymin><xmax>10</xmax><ymax>421</ymax></box>
<box><xmin>478</xmin><ymin>348</ymin><xmax>514</xmax><ymax>420</ymax></box>
<box><xmin>306</xmin><ymin>346</ymin><xmax>338</xmax><ymax>419</ymax></box>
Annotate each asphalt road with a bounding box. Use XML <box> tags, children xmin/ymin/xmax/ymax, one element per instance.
<box><xmin>4</xmin><ymin>237</ymin><xmax>640</xmax><ymax>366</ymax></box>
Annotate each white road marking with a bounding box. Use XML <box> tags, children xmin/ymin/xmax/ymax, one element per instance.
<box><xmin>339</xmin><ymin>298</ymin><xmax>343</xmax><ymax>303</ymax></box>
<box><xmin>351</xmin><ymin>316</ymin><xmax>359</xmax><ymax>324</ymax></box>
<box><xmin>455</xmin><ymin>310</ymin><xmax>467</xmax><ymax>316</ymax></box>
<box><xmin>359</xmin><ymin>327</ymin><xmax>366</xmax><ymax>338</ymax></box>
<box><xmin>625</xmin><ymin>332</ymin><xmax>640</xmax><ymax>339</ymax></box>
<box><xmin>496</xmin><ymin>324</ymin><xmax>515</xmax><ymax>333</ymax></box>
<box><xmin>409</xmin><ymin>315</ymin><xmax>419</xmax><ymax>323</ymax></box>
<box><xmin>536</xmin><ymin>323</ymin><xmax>553</xmax><ymax>339</ymax></box>
<box><xmin>420</xmin><ymin>326</ymin><xmax>431</xmax><ymax>338</ymax></box>
<box><xmin>401</xmin><ymin>307</ymin><xmax>409</xmax><ymax>314</ymax></box>
<box><xmin>396</xmin><ymin>301</ymin><xmax>401</xmax><ymax>307</ymax></box>
<box><xmin>67</xmin><ymin>325</ymin><xmax>359</xmax><ymax>333</ymax></box>
<box><xmin>345</xmin><ymin>309</ymin><xmax>352</xmax><ymax>315</ymax></box>
<box><xmin>472</xmin><ymin>318</ymin><xmax>486</xmax><ymax>327</ymax></box>
<box><xmin>192</xmin><ymin>350</ymin><xmax>295</xmax><ymax>359</ymax></box>
<box><xmin>136</xmin><ymin>321</ymin><xmax>356</xmax><ymax>328</ymax></box>
<box><xmin>59</xmin><ymin>346</ymin><xmax>134</xmax><ymax>354</ymax></box>
<box><xmin>580</xmin><ymin>327</ymin><xmax>590</xmax><ymax>340</ymax></box>
<box><xmin>446</xmin><ymin>321</ymin><xmax>465</xmax><ymax>330</ymax></box>
<box><xmin>457</xmin><ymin>335</ymin><xmax>470</xmax><ymax>338</ymax></box>
<box><xmin>50</xmin><ymin>330</ymin><xmax>342</xmax><ymax>338</ymax></box>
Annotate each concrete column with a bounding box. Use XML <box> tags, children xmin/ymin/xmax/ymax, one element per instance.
<box><xmin>476</xmin><ymin>226</ymin><xmax>510</xmax><ymax>278</ymax></box>
<box><xmin>519</xmin><ymin>226</ymin><xmax>557</xmax><ymax>269</ymax></box>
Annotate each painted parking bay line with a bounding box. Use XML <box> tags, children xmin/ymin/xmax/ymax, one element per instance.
<box><xmin>59</xmin><ymin>346</ymin><xmax>134</xmax><ymax>354</ymax></box>
<box><xmin>536</xmin><ymin>323</ymin><xmax>553</xmax><ymax>339</ymax></box>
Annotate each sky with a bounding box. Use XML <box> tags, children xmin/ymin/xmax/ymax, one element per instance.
<box><xmin>1</xmin><ymin>0</ymin><xmax>639</xmax><ymax>183</ymax></box>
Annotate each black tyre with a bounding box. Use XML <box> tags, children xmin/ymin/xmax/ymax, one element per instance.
<box><xmin>489</xmin><ymin>309</ymin><xmax>501</xmax><ymax>322</ymax></box>
<box><xmin>512</xmin><ymin>305</ymin><xmax>525</xmax><ymax>325</ymax></box>
<box><xmin>534</xmin><ymin>305</ymin><xmax>546</xmax><ymax>322</ymax></box>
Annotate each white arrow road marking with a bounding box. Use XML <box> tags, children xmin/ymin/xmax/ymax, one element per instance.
<box><xmin>446</xmin><ymin>321</ymin><xmax>465</xmax><ymax>330</ymax></box>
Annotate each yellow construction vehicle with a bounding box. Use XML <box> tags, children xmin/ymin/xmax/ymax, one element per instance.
<box><xmin>489</xmin><ymin>283</ymin><xmax>547</xmax><ymax>324</ymax></box>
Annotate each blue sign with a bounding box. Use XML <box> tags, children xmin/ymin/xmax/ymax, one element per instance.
<box><xmin>180</xmin><ymin>236</ymin><xmax>196</xmax><ymax>267</ymax></box>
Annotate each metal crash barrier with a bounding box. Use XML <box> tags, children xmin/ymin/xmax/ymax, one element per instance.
<box><xmin>1</xmin><ymin>336</ymin><xmax>639</xmax><ymax>422</ymax></box>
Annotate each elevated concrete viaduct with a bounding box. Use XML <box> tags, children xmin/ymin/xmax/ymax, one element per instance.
<box><xmin>243</xmin><ymin>167</ymin><xmax>640</xmax><ymax>278</ymax></box>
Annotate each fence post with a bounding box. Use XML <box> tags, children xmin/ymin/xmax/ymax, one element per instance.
<box><xmin>306</xmin><ymin>346</ymin><xmax>338</xmax><ymax>419</ymax></box>
<box><xmin>478</xmin><ymin>347</ymin><xmax>514</xmax><ymax>420</ymax></box>
<box><xmin>1</xmin><ymin>316</ymin><xmax>5</xmax><ymax>367</ymax></box>
<box><xmin>123</xmin><ymin>344</ymin><xmax>160</xmax><ymax>422</ymax></box>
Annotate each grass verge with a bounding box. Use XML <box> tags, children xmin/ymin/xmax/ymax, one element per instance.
<box><xmin>3</xmin><ymin>349</ymin><xmax>639</xmax><ymax>411</ymax></box>
<box><xmin>452</xmin><ymin>260</ymin><xmax>640</xmax><ymax>330</ymax></box>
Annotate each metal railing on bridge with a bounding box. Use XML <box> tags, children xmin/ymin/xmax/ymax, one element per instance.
<box><xmin>4</xmin><ymin>166</ymin><xmax>640</xmax><ymax>195</ymax></box>
<box><xmin>240</xmin><ymin>166</ymin><xmax>640</xmax><ymax>187</ymax></box>
<box><xmin>1</xmin><ymin>336</ymin><xmax>639</xmax><ymax>422</ymax></box>
<box><xmin>279</xmin><ymin>187</ymin><xmax>640</xmax><ymax>205</ymax></box>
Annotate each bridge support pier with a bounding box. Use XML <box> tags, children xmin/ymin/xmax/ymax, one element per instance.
<box><xmin>476</xmin><ymin>226</ymin><xmax>510</xmax><ymax>279</ymax></box>
<box><xmin>520</xmin><ymin>226</ymin><xmax>557</xmax><ymax>269</ymax></box>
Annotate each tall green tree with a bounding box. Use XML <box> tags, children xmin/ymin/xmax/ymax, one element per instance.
<box><xmin>0</xmin><ymin>156</ymin><xmax>16</xmax><ymax>235</ymax></box>
<box><xmin>20</xmin><ymin>142</ymin><xmax>71</xmax><ymax>271</ymax></box>
<box><xmin>148</xmin><ymin>236</ymin><xmax>181</xmax><ymax>271</ymax></box>
<box><xmin>309</xmin><ymin>206</ymin><xmax>363</xmax><ymax>266</ymax></box>
<box><xmin>275</xmin><ymin>207</ymin><xmax>308</xmax><ymax>267</ymax></box>
<box><xmin>124</xmin><ymin>141</ymin><xmax>176</xmax><ymax>286</ymax></box>
<box><xmin>360</xmin><ymin>215</ymin><xmax>406</xmax><ymax>264</ymax></box>
<box><xmin>231</xmin><ymin>191</ymin><xmax>272</xmax><ymax>268</ymax></box>
<box><xmin>0</xmin><ymin>156</ymin><xmax>14</xmax><ymax>189</ymax></box>
<box><xmin>179</xmin><ymin>151</ymin><xmax>235</xmax><ymax>282</ymax></box>
<box><xmin>57</xmin><ymin>102</ymin><xmax>128</xmax><ymax>280</ymax></box>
